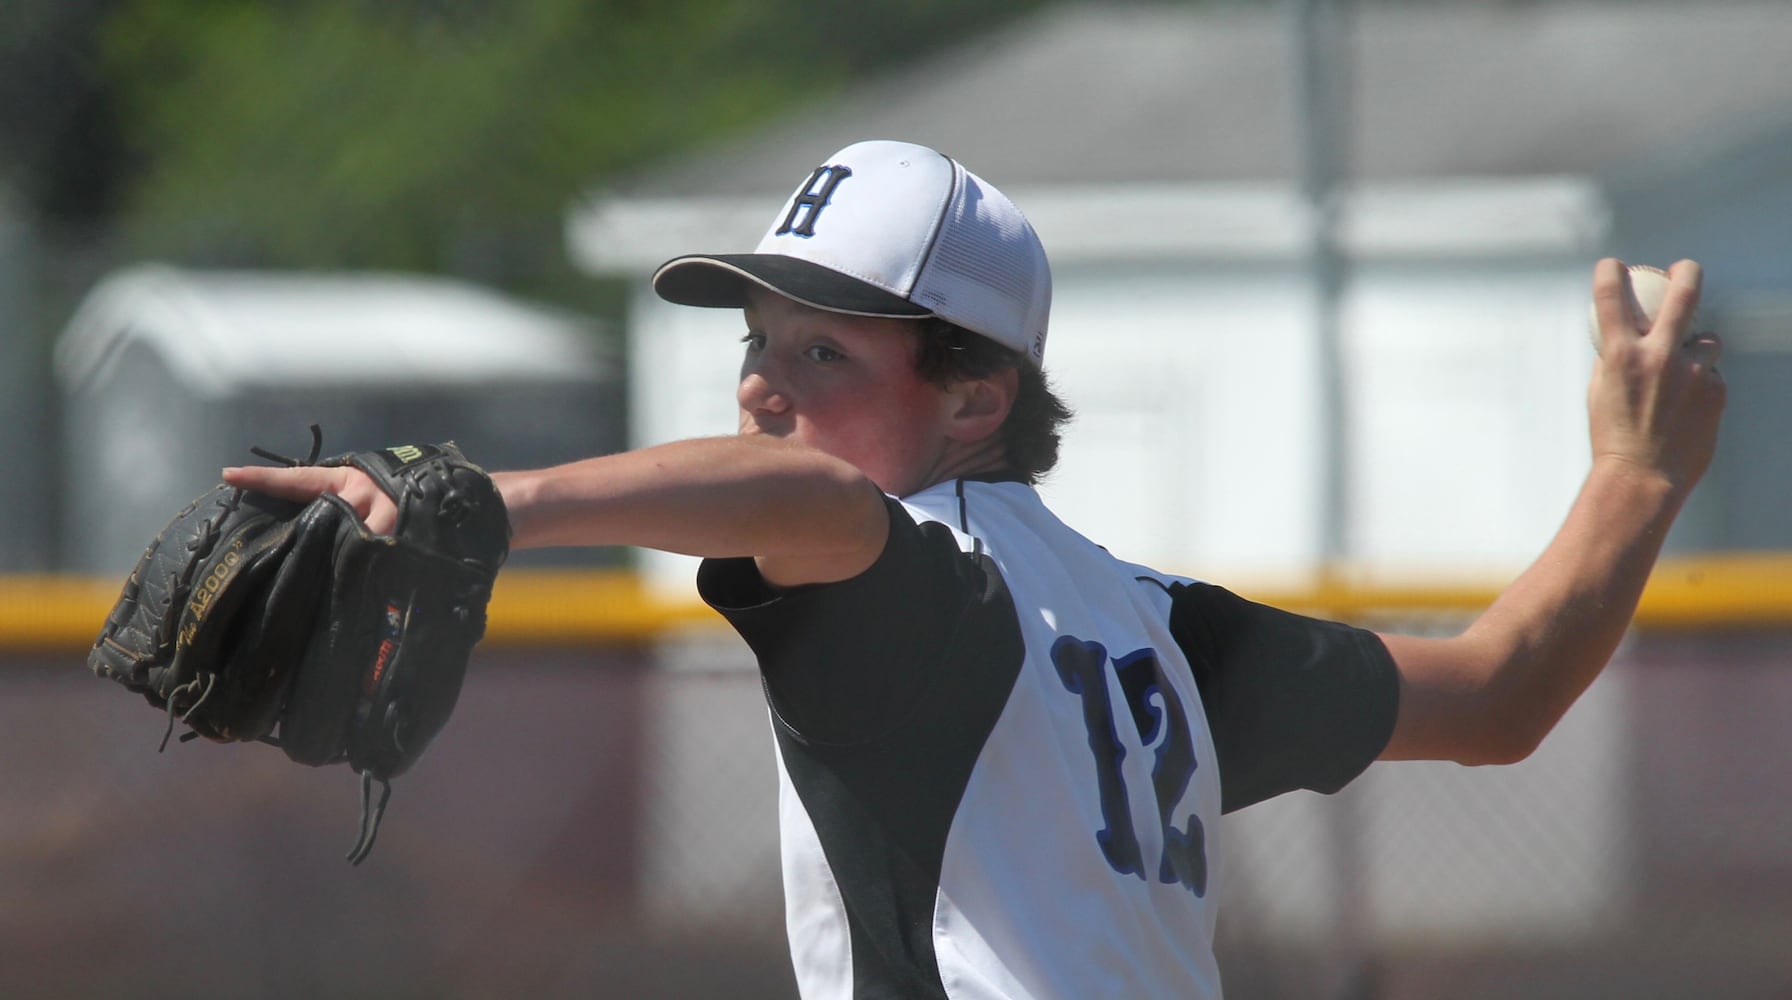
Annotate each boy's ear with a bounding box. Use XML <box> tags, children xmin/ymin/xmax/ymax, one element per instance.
<box><xmin>944</xmin><ymin>367</ymin><xmax>1019</xmax><ymax>442</ymax></box>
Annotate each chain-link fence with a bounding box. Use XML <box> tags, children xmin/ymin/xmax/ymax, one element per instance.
<box><xmin>7</xmin><ymin>616</ymin><xmax>1792</xmax><ymax>998</ymax></box>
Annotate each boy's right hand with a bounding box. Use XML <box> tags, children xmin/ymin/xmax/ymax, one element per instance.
<box><xmin>1586</xmin><ymin>257</ymin><xmax>1726</xmax><ymax>497</ymax></box>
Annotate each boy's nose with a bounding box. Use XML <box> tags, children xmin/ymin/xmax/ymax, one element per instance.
<box><xmin>737</xmin><ymin>370</ymin><xmax>790</xmax><ymax>415</ymax></box>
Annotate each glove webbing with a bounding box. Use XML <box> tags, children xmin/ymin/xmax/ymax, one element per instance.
<box><xmin>262</xmin><ymin>425</ymin><xmax>404</xmax><ymax>867</ymax></box>
<box><xmin>253</xmin><ymin>423</ymin><xmax>398</xmax><ymax>866</ymax></box>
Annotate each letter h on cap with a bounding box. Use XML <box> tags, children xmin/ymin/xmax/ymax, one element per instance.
<box><xmin>775</xmin><ymin>165</ymin><xmax>854</xmax><ymax>238</ymax></box>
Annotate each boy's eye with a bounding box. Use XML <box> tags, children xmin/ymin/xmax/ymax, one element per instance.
<box><xmin>740</xmin><ymin>333</ymin><xmax>765</xmax><ymax>352</ymax></box>
<box><xmin>805</xmin><ymin>345</ymin><xmax>844</xmax><ymax>363</ymax></box>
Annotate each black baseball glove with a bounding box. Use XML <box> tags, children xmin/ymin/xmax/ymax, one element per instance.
<box><xmin>90</xmin><ymin>428</ymin><xmax>510</xmax><ymax>863</ymax></box>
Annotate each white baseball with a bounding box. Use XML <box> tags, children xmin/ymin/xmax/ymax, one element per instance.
<box><xmin>1588</xmin><ymin>264</ymin><xmax>1673</xmax><ymax>354</ymax></box>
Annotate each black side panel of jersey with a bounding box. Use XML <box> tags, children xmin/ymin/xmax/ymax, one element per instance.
<box><xmin>700</xmin><ymin>498</ymin><xmax>1026</xmax><ymax>1000</ymax></box>
<box><xmin>1167</xmin><ymin>581</ymin><xmax>1400</xmax><ymax>813</ymax></box>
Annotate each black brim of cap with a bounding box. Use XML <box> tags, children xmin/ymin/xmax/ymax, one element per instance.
<box><xmin>652</xmin><ymin>254</ymin><xmax>931</xmax><ymax>319</ymax></box>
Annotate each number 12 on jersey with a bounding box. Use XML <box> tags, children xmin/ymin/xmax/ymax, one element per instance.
<box><xmin>1053</xmin><ymin>636</ymin><xmax>1207</xmax><ymax>896</ymax></box>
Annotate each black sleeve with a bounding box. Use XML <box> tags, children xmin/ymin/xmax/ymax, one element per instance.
<box><xmin>1167</xmin><ymin>581</ymin><xmax>1400</xmax><ymax>813</ymax></box>
<box><xmin>697</xmin><ymin>496</ymin><xmax>997</xmax><ymax>744</ymax></box>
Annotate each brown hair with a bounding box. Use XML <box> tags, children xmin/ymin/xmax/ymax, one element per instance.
<box><xmin>913</xmin><ymin>319</ymin><xmax>1073</xmax><ymax>484</ymax></box>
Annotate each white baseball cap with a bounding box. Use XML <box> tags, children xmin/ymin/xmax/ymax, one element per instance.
<box><xmin>652</xmin><ymin>139</ymin><xmax>1052</xmax><ymax>367</ymax></box>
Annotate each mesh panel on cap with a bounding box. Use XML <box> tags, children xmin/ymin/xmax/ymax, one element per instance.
<box><xmin>929</xmin><ymin>210</ymin><xmax>1038</xmax><ymax>307</ymax></box>
<box><xmin>912</xmin><ymin>182</ymin><xmax>1046</xmax><ymax>355</ymax></box>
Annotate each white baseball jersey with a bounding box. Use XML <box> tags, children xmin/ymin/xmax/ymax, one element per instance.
<box><xmin>699</xmin><ymin>477</ymin><xmax>1397</xmax><ymax>999</ymax></box>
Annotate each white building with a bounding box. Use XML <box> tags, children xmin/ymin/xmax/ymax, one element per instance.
<box><xmin>54</xmin><ymin>264</ymin><xmax>623</xmax><ymax>572</ymax></box>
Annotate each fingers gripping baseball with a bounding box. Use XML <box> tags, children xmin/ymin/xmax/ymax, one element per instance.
<box><xmin>1587</xmin><ymin>258</ymin><xmax>1726</xmax><ymax>492</ymax></box>
<box><xmin>223</xmin><ymin>464</ymin><xmax>399</xmax><ymax>535</ymax></box>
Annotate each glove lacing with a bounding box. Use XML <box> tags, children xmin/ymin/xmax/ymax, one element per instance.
<box><xmin>249</xmin><ymin>423</ymin><xmax>325</xmax><ymax>468</ymax></box>
<box><xmin>347</xmin><ymin>771</ymin><xmax>393</xmax><ymax>866</ymax></box>
<box><xmin>159</xmin><ymin>673</ymin><xmax>218</xmax><ymax>752</ymax></box>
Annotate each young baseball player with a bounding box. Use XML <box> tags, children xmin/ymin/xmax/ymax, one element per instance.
<box><xmin>226</xmin><ymin>140</ymin><xmax>1725</xmax><ymax>998</ymax></box>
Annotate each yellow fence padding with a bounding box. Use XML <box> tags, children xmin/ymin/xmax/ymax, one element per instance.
<box><xmin>3</xmin><ymin>553</ymin><xmax>1790</xmax><ymax>652</ymax></box>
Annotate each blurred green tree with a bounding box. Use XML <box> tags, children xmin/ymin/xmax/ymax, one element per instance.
<box><xmin>100</xmin><ymin>0</ymin><xmax>1053</xmax><ymax>305</ymax></box>
<box><xmin>1</xmin><ymin>0</ymin><xmax>127</xmax><ymax>228</ymax></box>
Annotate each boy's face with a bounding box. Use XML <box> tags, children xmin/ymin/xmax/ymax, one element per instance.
<box><xmin>738</xmin><ymin>288</ymin><xmax>959</xmax><ymax>496</ymax></box>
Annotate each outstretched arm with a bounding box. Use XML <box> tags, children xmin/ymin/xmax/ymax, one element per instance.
<box><xmin>1377</xmin><ymin>258</ymin><xmax>1726</xmax><ymax>765</ymax></box>
<box><xmin>223</xmin><ymin>434</ymin><xmax>891</xmax><ymax>588</ymax></box>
